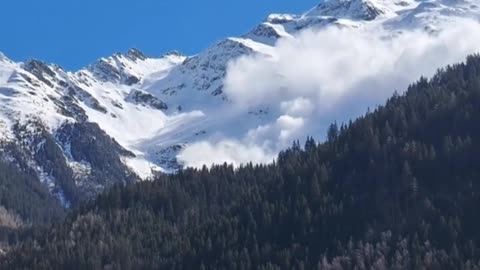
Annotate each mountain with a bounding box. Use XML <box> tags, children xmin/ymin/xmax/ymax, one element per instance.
<box><xmin>1</xmin><ymin>0</ymin><xmax>480</xmax><ymax>207</ymax></box>
<box><xmin>3</xmin><ymin>54</ymin><xmax>480</xmax><ymax>269</ymax></box>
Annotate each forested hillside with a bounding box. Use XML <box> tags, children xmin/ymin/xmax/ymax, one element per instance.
<box><xmin>0</xmin><ymin>155</ymin><xmax>65</xmax><ymax>255</ymax></box>
<box><xmin>0</xmin><ymin>158</ymin><xmax>65</xmax><ymax>227</ymax></box>
<box><xmin>3</xmin><ymin>55</ymin><xmax>480</xmax><ymax>269</ymax></box>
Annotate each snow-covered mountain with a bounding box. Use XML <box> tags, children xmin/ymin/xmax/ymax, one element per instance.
<box><xmin>1</xmin><ymin>0</ymin><xmax>479</xmax><ymax>206</ymax></box>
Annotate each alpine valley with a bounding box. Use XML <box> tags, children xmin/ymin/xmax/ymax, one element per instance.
<box><xmin>4</xmin><ymin>0</ymin><xmax>480</xmax><ymax>269</ymax></box>
<box><xmin>0</xmin><ymin>0</ymin><xmax>479</xmax><ymax>209</ymax></box>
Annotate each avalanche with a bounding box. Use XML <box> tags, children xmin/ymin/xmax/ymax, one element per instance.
<box><xmin>1</xmin><ymin>0</ymin><xmax>480</xmax><ymax>203</ymax></box>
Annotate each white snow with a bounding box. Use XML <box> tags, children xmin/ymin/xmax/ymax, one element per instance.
<box><xmin>1</xmin><ymin>0</ymin><xmax>480</xmax><ymax>182</ymax></box>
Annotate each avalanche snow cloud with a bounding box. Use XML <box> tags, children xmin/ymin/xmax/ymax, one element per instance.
<box><xmin>178</xmin><ymin>19</ymin><xmax>480</xmax><ymax>168</ymax></box>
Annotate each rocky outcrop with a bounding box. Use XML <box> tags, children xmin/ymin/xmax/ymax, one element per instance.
<box><xmin>126</xmin><ymin>89</ymin><xmax>168</xmax><ymax>110</ymax></box>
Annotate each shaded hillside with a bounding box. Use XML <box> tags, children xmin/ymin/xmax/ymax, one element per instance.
<box><xmin>0</xmin><ymin>157</ymin><xmax>65</xmax><ymax>252</ymax></box>
<box><xmin>0</xmin><ymin>157</ymin><xmax>65</xmax><ymax>226</ymax></box>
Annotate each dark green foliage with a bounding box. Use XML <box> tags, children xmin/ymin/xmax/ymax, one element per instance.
<box><xmin>34</xmin><ymin>128</ymin><xmax>81</xmax><ymax>204</ymax></box>
<box><xmin>0</xmin><ymin>160</ymin><xmax>64</xmax><ymax>226</ymax></box>
<box><xmin>56</xmin><ymin>122</ymin><xmax>138</xmax><ymax>197</ymax></box>
<box><xmin>4</xmin><ymin>55</ymin><xmax>480</xmax><ymax>269</ymax></box>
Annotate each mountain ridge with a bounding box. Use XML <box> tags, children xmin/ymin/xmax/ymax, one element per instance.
<box><xmin>1</xmin><ymin>0</ymin><xmax>480</xmax><ymax>207</ymax></box>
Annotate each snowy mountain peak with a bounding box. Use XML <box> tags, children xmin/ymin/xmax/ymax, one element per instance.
<box><xmin>266</xmin><ymin>13</ymin><xmax>298</xmax><ymax>24</ymax></box>
<box><xmin>163</xmin><ymin>50</ymin><xmax>185</xmax><ymax>58</ymax></box>
<box><xmin>306</xmin><ymin>0</ymin><xmax>392</xmax><ymax>20</ymax></box>
<box><xmin>84</xmin><ymin>48</ymin><xmax>187</xmax><ymax>87</ymax></box>
<box><xmin>126</xmin><ymin>48</ymin><xmax>147</xmax><ymax>62</ymax></box>
<box><xmin>22</xmin><ymin>59</ymin><xmax>67</xmax><ymax>89</ymax></box>
<box><xmin>87</xmin><ymin>51</ymin><xmax>145</xmax><ymax>85</ymax></box>
<box><xmin>23</xmin><ymin>59</ymin><xmax>57</xmax><ymax>78</ymax></box>
<box><xmin>0</xmin><ymin>52</ymin><xmax>10</xmax><ymax>63</ymax></box>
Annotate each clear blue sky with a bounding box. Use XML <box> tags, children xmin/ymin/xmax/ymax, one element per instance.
<box><xmin>0</xmin><ymin>0</ymin><xmax>319</xmax><ymax>70</ymax></box>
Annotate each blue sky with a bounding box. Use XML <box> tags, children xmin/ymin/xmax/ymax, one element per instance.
<box><xmin>0</xmin><ymin>0</ymin><xmax>319</xmax><ymax>70</ymax></box>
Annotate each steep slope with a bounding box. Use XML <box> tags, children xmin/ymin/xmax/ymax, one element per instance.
<box><xmin>4</xmin><ymin>54</ymin><xmax>480</xmax><ymax>269</ymax></box>
<box><xmin>0</xmin><ymin>52</ymin><xmax>187</xmax><ymax>205</ymax></box>
<box><xmin>0</xmin><ymin>56</ymin><xmax>141</xmax><ymax>205</ymax></box>
<box><xmin>121</xmin><ymin>0</ymin><xmax>480</xmax><ymax>174</ymax></box>
<box><xmin>1</xmin><ymin>0</ymin><xmax>480</xmax><ymax>207</ymax></box>
<box><xmin>0</xmin><ymin>157</ymin><xmax>64</xmax><ymax>225</ymax></box>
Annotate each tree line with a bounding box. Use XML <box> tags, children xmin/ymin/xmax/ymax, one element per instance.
<box><xmin>3</xmin><ymin>55</ymin><xmax>480</xmax><ymax>269</ymax></box>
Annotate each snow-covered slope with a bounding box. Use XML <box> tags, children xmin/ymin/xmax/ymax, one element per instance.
<box><xmin>1</xmin><ymin>0</ymin><xmax>479</xmax><ymax>206</ymax></box>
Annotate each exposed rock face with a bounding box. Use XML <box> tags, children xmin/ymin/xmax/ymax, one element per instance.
<box><xmin>23</xmin><ymin>59</ymin><xmax>57</xmax><ymax>87</ymax></box>
<box><xmin>126</xmin><ymin>89</ymin><xmax>168</xmax><ymax>110</ymax></box>
<box><xmin>87</xmin><ymin>48</ymin><xmax>152</xmax><ymax>86</ymax></box>
<box><xmin>306</xmin><ymin>0</ymin><xmax>387</xmax><ymax>20</ymax></box>
<box><xmin>5</xmin><ymin>119</ymin><xmax>138</xmax><ymax>206</ymax></box>
<box><xmin>126</xmin><ymin>48</ymin><xmax>147</xmax><ymax>61</ymax></box>
<box><xmin>55</xmin><ymin>122</ymin><xmax>137</xmax><ymax>198</ymax></box>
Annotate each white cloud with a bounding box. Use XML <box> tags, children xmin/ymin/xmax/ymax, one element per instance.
<box><xmin>178</xmin><ymin>18</ymin><xmax>480</xmax><ymax>168</ymax></box>
<box><xmin>276</xmin><ymin>115</ymin><xmax>305</xmax><ymax>143</ymax></box>
<box><xmin>177</xmin><ymin>140</ymin><xmax>276</xmax><ymax>168</ymax></box>
<box><xmin>280</xmin><ymin>98</ymin><xmax>314</xmax><ymax>116</ymax></box>
<box><xmin>225</xmin><ymin>20</ymin><xmax>480</xmax><ymax>112</ymax></box>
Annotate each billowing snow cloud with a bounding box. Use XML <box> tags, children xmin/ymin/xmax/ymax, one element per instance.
<box><xmin>177</xmin><ymin>140</ymin><xmax>276</xmax><ymax>168</ymax></box>
<box><xmin>178</xmin><ymin>19</ymin><xmax>480</xmax><ymax>168</ymax></box>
